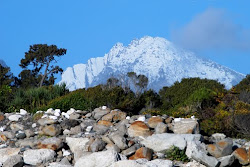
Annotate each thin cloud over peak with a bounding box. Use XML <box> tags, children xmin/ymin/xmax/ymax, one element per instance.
<box><xmin>171</xmin><ymin>8</ymin><xmax>250</xmax><ymax>51</ymax></box>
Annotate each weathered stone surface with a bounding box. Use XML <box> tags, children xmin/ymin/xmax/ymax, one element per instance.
<box><xmin>38</xmin><ymin>118</ymin><xmax>58</xmax><ymax>126</ymax></box>
<box><xmin>93</xmin><ymin>124</ymin><xmax>109</xmax><ymax>135</ymax></box>
<box><xmin>24</xmin><ymin>129</ymin><xmax>35</xmax><ymax>138</ymax></box>
<box><xmin>106</xmin><ymin>143</ymin><xmax>121</xmax><ymax>152</ymax></box>
<box><xmin>218</xmin><ymin>154</ymin><xmax>235</xmax><ymax>167</ymax></box>
<box><xmin>128</xmin><ymin>121</ymin><xmax>152</xmax><ymax>137</ymax></box>
<box><xmin>0</xmin><ymin>148</ymin><xmax>20</xmax><ymax>163</ymax></box>
<box><xmin>173</xmin><ymin>118</ymin><xmax>199</xmax><ymax>134</ymax></box>
<box><xmin>113</xmin><ymin>159</ymin><xmax>173</xmax><ymax>167</ymax></box>
<box><xmin>207</xmin><ymin>138</ymin><xmax>233</xmax><ymax>158</ymax></box>
<box><xmin>23</xmin><ymin>149</ymin><xmax>55</xmax><ymax>165</ymax></box>
<box><xmin>155</xmin><ymin>122</ymin><xmax>167</xmax><ymax>134</ymax></box>
<box><xmin>10</xmin><ymin>123</ymin><xmax>24</xmax><ymax>131</ymax></box>
<box><xmin>233</xmin><ymin>148</ymin><xmax>249</xmax><ymax>165</ymax></box>
<box><xmin>129</xmin><ymin>147</ymin><xmax>152</xmax><ymax>160</ymax></box>
<box><xmin>109</xmin><ymin>132</ymin><xmax>127</xmax><ymax>150</ymax></box>
<box><xmin>61</xmin><ymin>119</ymin><xmax>79</xmax><ymax>130</ymax></box>
<box><xmin>121</xmin><ymin>144</ymin><xmax>139</xmax><ymax>156</ymax></box>
<box><xmin>186</xmin><ymin>140</ymin><xmax>219</xmax><ymax>167</ymax></box>
<box><xmin>3</xmin><ymin>155</ymin><xmax>23</xmax><ymax>167</ymax></box>
<box><xmin>42</xmin><ymin>124</ymin><xmax>61</xmax><ymax>136</ymax></box>
<box><xmin>89</xmin><ymin>138</ymin><xmax>106</xmax><ymax>152</ymax></box>
<box><xmin>148</xmin><ymin>116</ymin><xmax>163</xmax><ymax>128</ymax></box>
<box><xmin>211</xmin><ymin>133</ymin><xmax>226</xmax><ymax>142</ymax></box>
<box><xmin>142</xmin><ymin>133</ymin><xmax>201</xmax><ymax>152</ymax></box>
<box><xmin>37</xmin><ymin>137</ymin><xmax>62</xmax><ymax>151</ymax></box>
<box><xmin>65</xmin><ymin>137</ymin><xmax>89</xmax><ymax>161</ymax></box>
<box><xmin>98</xmin><ymin>120</ymin><xmax>113</xmax><ymax>127</ymax></box>
<box><xmin>93</xmin><ymin>107</ymin><xmax>111</xmax><ymax>120</ymax></box>
<box><xmin>75</xmin><ymin>149</ymin><xmax>120</xmax><ymax>167</ymax></box>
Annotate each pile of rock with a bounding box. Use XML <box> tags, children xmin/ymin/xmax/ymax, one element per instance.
<box><xmin>0</xmin><ymin>106</ymin><xmax>249</xmax><ymax>167</ymax></box>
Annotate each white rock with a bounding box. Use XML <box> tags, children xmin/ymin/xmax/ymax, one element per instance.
<box><xmin>126</xmin><ymin>116</ymin><xmax>130</xmax><ymax>120</ymax></box>
<box><xmin>62</xmin><ymin>112</ymin><xmax>70</xmax><ymax>119</ymax></box>
<box><xmin>102</xmin><ymin>106</ymin><xmax>107</xmax><ymax>110</ymax></box>
<box><xmin>36</xmin><ymin>110</ymin><xmax>43</xmax><ymax>114</ymax></box>
<box><xmin>0</xmin><ymin>148</ymin><xmax>20</xmax><ymax>163</ymax></box>
<box><xmin>20</xmin><ymin>109</ymin><xmax>28</xmax><ymax>115</ymax></box>
<box><xmin>66</xmin><ymin>137</ymin><xmax>89</xmax><ymax>161</ymax></box>
<box><xmin>49</xmin><ymin>115</ymin><xmax>58</xmax><ymax>120</ymax></box>
<box><xmin>174</xmin><ymin>118</ymin><xmax>183</xmax><ymax>122</ymax></box>
<box><xmin>75</xmin><ymin>149</ymin><xmax>119</xmax><ymax>167</ymax></box>
<box><xmin>0</xmin><ymin>126</ymin><xmax>5</xmax><ymax>132</ymax></box>
<box><xmin>67</xmin><ymin>108</ymin><xmax>75</xmax><ymax>115</ymax></box>
<box><xmin>23</xmin><ymin>149</ymin><xmax>55</xmax><ymax>165</ymax></box>
<box><xmin>8</xmin><ymin>115</ymin><xmax>22</xmax><ymax>121</ymax></box>
<box><xmin>86</xmin><ymin>126</ymin><xmax>93</xmax><ymax>132</ymax></box>
<box><xmin>32</xmin><ymin>123</ymin><xmax>37</xmax><ymax>128</ymax></box>
<box><xmin>211</xmin><ymin>133</ymin><xmax>226</xmax><ymax>142</ymax></box>
<box><xmin>137</xmin><ymin>116</ymin><xmax>145</xmax><ymax>122</ymax></box>
<box><xmin>48</xmin><ymin>162</ymin><xmax>73</xmax><ymax>167</ymax></box>
<box><xmin>146</xmin><ymin>159</ymin><xmax>173</xmax><ymax>167</ymax></box>
<box><xmin>0</xmin><ymin>144</ymin><xmax>7</xmax><ymax>149</ymax></box>
<box><xmin>46</xmin><ymin>108</ymin><xmax>54</xmax><ymax>114</ymax></box>
<box><xmin>62</xmin><ymin>149</ymin><xmax>71</xmax><ymax>156</ymax></box>
<box><xmin>114</xmin><ymin>159</ymin><xmax>173</xmax><ymax>167</ymax></box>
<box><xmin>41</xmin><ymin>114</ymin><xmax>48</xmax><ymax>118</ymax></box>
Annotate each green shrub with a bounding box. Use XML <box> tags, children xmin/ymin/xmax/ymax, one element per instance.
<box><xmin>165</xmin><ymin>146</ymin><xmax>189</xmax><ymax>162</ymax></box>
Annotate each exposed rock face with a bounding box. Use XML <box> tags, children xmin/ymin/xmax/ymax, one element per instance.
<box><xmin>207</xmin><ymin>138</ymin><xmax>233</xmax><ymax>158</ymax></box>
<box><xmin>233</xmin><ymin>148</ymin><xmax>249</xmax><ymax>165</ymax></box>
<box><xmin>147</xmin><ymin>116</ymin><xmax>163</xmax><ymax>128</ymax></box>
<box><xmin>0</xmin><ymin>148</ymin><xmax>20</xmax><ymax>163</ymax></box>
<box><xmin>129</xmin><ymin>147</ymin><xmax>152</xmax><ymax>160</ymax></box>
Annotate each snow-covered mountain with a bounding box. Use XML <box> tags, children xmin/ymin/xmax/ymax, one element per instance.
<box><xmin>59</xmin><ymin>36</ymin><xmax>245</xmax><ymax>91</ymax></box>
<box><xmin>0</xmin><ymin>59</ymin><xmax>7</xmax><ymax>67</ymax></box>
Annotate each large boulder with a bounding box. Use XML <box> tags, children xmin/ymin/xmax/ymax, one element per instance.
<box><xmin>147</xmin><ymin>116</ymin><xmax>163</xmax><ymax>128</ymax></box>
<box><xmin>207</xmin><ymin>138</ymin><xmax>233</xmax><ymax>158</ymax></box>
<box><xmin>172</xmin><ymin>118</ymin><xmax>199</xmax><ymax>134</ymax></box>
<box><xmin>113</xmin><ymin>159</ymin><xmax>173</xmax><ymax>167</ymax></box>
<box><xmin>0</xmin><ymin>148</ymin><xmax>20</xmax><ymax>164</ymax></box>
<box><xmin>129</xmin><ymin>147</ymin><xmax>152</xmax><ymax>160</ymax></box>
<box><xmin>42</xmin><ymin>124</ymin><xmax>61</xmax><ymax>136</ymax></box>
<box><xmin>186</xmin><ymin>140</ymin><xmax>220</xmax><ymax>167</ymax></box>
<box><xmin>65</xmin><ymin>137</ymin><xmax>89</xmax><ymax>161</ymax></box>
<box><xmin>127</xmin><ymin>121</ymin><xmax>152</xmax><ymax>137</ymax></box>
<box><xmin>102</xmin><ymin>109</ymin><xmax>127</xmax><ymax>122</ymax></box>
<box><xmin>109</xmin><ymin>132</ymin><xmax>128</xmax><ymax>150</ymax></box>
<box><xmin>233</xmin><ymin>148</ymin><xmax>249</xmax><ymax>165</ymax></box>
<box><xmin>23</xmin><ymin>149</ymin><xmax>55</xmax><ymax>165</ymax></box>
<box><xmin>36</xmin><ymin>137</ymin><xmax>63</xmax><ymax>151</ymax></box>
<box><xmin>141</xmin><ymin>133</ymin><xmax>201</xmax><ymax>153</ymax></box>
<box><xmin>2</xmin><ymin>155</ymin><xmax>23</xmax><ymax>167</ymax></box>
<box><xmin>74</xmin><ymin>149</ymin><xmax>123</xmax><ymax>167</ymax></box>
<box><xmin>93</xmin><ymin>107</ymin><xmax>111</xmax><ymax>120</ymax></box>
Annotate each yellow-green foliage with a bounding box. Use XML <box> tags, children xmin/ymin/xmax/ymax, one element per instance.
<box><xmin>235</xmin><ymin>101</ymin><xmax>250</xmax><ymax>114</ymax></box>
<box><xmin>141</xmin><ymin>109</ymin><xmax>162</xmax><ymax>116</ymax></box>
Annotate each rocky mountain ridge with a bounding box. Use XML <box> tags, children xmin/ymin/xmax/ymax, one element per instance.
<box><xmin>0</xmin><ymin>107</ymin><xmax>249</xmax><ymax>166</ymax></box>
<box><xmin>59</xmin><ymin>36</ymin><xmax>245</xmax><ymax>91</ymax></box>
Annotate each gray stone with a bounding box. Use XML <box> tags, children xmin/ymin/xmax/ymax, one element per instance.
<box><xmin>10</xmin><ymin>123</ymin><xmax>24</xmax><ymax>131</ymax></box>
<box><xmin>38</xmin><ymin>118</ymin><xmax>58</xmax><ymax>126</ymax></box>
<box><xmin>121</xmin><ymin>145</ymin><xmax>138</xmax><ymax>156</ymax></box>
<box><xmin>24</xmin><ymin>129</ymin><xmax>35</xmax><ymax>138</ymax></box>
<box><xmin>0</xmin><ymin>148</ymin><xmax>20</xmax><ymax>163</ymax></box>
<box><xmin>75</xmin><ymin>149</ymin><xmax>120</xmax><ymax>167</ymax></box>
<box><xmin>218</xmin><ymin>154</ymin><xmax>235</xmax><ymax>167</ymax></box>
<box><xmin>93</xmin><ymin>107</ymin><xmax>111</xmax><ymax>120</ymax></box>
<box><xmin>23</xmin><ymin>149</ymin><xmax>56</xmax><ymax>165</ymax></box>
<box><xmin>65</xmin><ymin>137</ymin><xmax>89</xmax><ymax>161</ymax></box>
<box><xmin>186</xmin><ymin>140</ymin><xmax>219</xmax><ymax>167</ymax></box>
<box><xmin>106</xmin><ymin>143</ymin><xmax>121</xmax><ymax>152</ymax></box>
<box><xmin>93</xmin><ymin>124</ymin><xmax>109</xmax><ymax>135</ymax></box>
<box><xmin>16</xmin><ymin>132</ymin><xmax>26</xmax><ymax>139</ymax></box>
<box><xmin>61</xmin><ymin>119</ymin><xmax>79</xmax><ymax>130</ymax></box>
<box><xmin>113</xmin><ymin>159</ymin><xmax>173</xmax><ymax>167</ymax></box>
<box><xmin>172</xmin><ymin>118</ymin><xmax>199</xmax><ymax>134</ymax></box>
<box><xmin>80</xmin><ymin>119</ymin><xmax>95</xmax><ymax>129</ymax></box>
<box><xmin>69</xmin><ymin>125</ymin><xmax>81</xmax><ymax>135</ymax></box>
<box><xmin>3</xmin><ymin>155</ymin><xmax>23</xmax><ymax>167</ymax></box>
<box><xmin>155</xmin><ymin>122</ymin><xmax>167</xmax><ymax>134</ymax></box>
<box><xmin>207</xmin><ymin>138</ymin><xmax>233</xmax><ymax>158</ymax></box>
<box><xmin>16</xmin><ymin>138</ymin><xmax>36</xmax><ymax>148</ymax></box>
<box><xmin>69</xmin><ymin>113</ymin><xmax>80</xmax><ymax>120</ymax></box>
<box><xmin>89</xmin><ymin>138</ymin><xmax>106</xmax><ymax>152</ymax></box>
<box><xmin>109</xmin><ymin>132</ymin><xmax>127</xmax><ymax>150</ymax></box>
<box><xmin>141</xmin><ymin>133</ymin><xmax>201</xmax><ymax>152</ymax></box>
<box><xmin>42</xmin><ymin>124</ymin><xmax>61</xmax><ymax>136</ymax></box>
<box><xmin>211</xmin><ymin>133</ymin><xmax>226</xmax><ymax>142</ymax></box>
<box><xmin>2</xmin><ymin>131</ymin><xmax>15</xmax><ymax>139</ymax></box>
<box><xmin>36</xmin><ymin>137</ymin><xmax>63</xmax><ymax>151</ymax></box>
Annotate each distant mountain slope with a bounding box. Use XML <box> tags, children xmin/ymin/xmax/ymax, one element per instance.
<box><xmin>0</xmin><ymin>59</ymin><xmax>7</xmax><ymax>67</ymax></box>
<box><xmin>59</xmin><ymin>36</ymin><xmax>245</xmax><ymax>91</ymax></box>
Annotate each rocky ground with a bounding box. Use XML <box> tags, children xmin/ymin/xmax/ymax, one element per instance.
<box><xmin>0</xmin><ymin>106</ymin><xmax>250</xmax><ymax>167</ymax></box>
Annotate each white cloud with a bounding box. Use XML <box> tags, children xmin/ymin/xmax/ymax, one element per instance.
<box><xmin>171</xmin><ymin>8</ymin><xmax>250</xmax><ymax>51</ymax></box>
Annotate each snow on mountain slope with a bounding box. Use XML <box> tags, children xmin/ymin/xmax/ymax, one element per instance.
<box><xmin>59</xmin><ymin>36</ymin><xmax>245</xmax><ymax>91</ymax></box>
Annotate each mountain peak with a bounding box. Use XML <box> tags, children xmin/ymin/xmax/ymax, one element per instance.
<box><xmin>59</xmin><ymin>36</ymin><xmax>245</xmax><ymax>91</ymax></box>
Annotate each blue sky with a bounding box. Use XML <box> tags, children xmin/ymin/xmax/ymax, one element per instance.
<box><xmin>0</xmin><ymin>0</ymin><xmax>249</xmax><ymax>82</ymax></box>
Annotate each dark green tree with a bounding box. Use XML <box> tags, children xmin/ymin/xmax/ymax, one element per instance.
<box><xmin>0</xmin><ymin>64</ymin><xmax>13</xmax><ymax>86</ymax></box>
<box><xmin>19</xmin><ymin>44</ymin><xmax>67</xmax><ymax>87</ymax></box>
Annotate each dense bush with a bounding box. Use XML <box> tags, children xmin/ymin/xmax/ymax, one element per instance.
<box><xmin>0</xmin><ymin>85</ymin><xmax>13</xmax><ymax>112</ymax></box>
<box><xmin>10</xmin><ymin>84</ymin><xmax>68</xmax><ymax>113</ymax></box>
<box><xmin>165</xmin><ymin>146</ymin><xmax>189</xmax><ymax>162</ymax></box>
